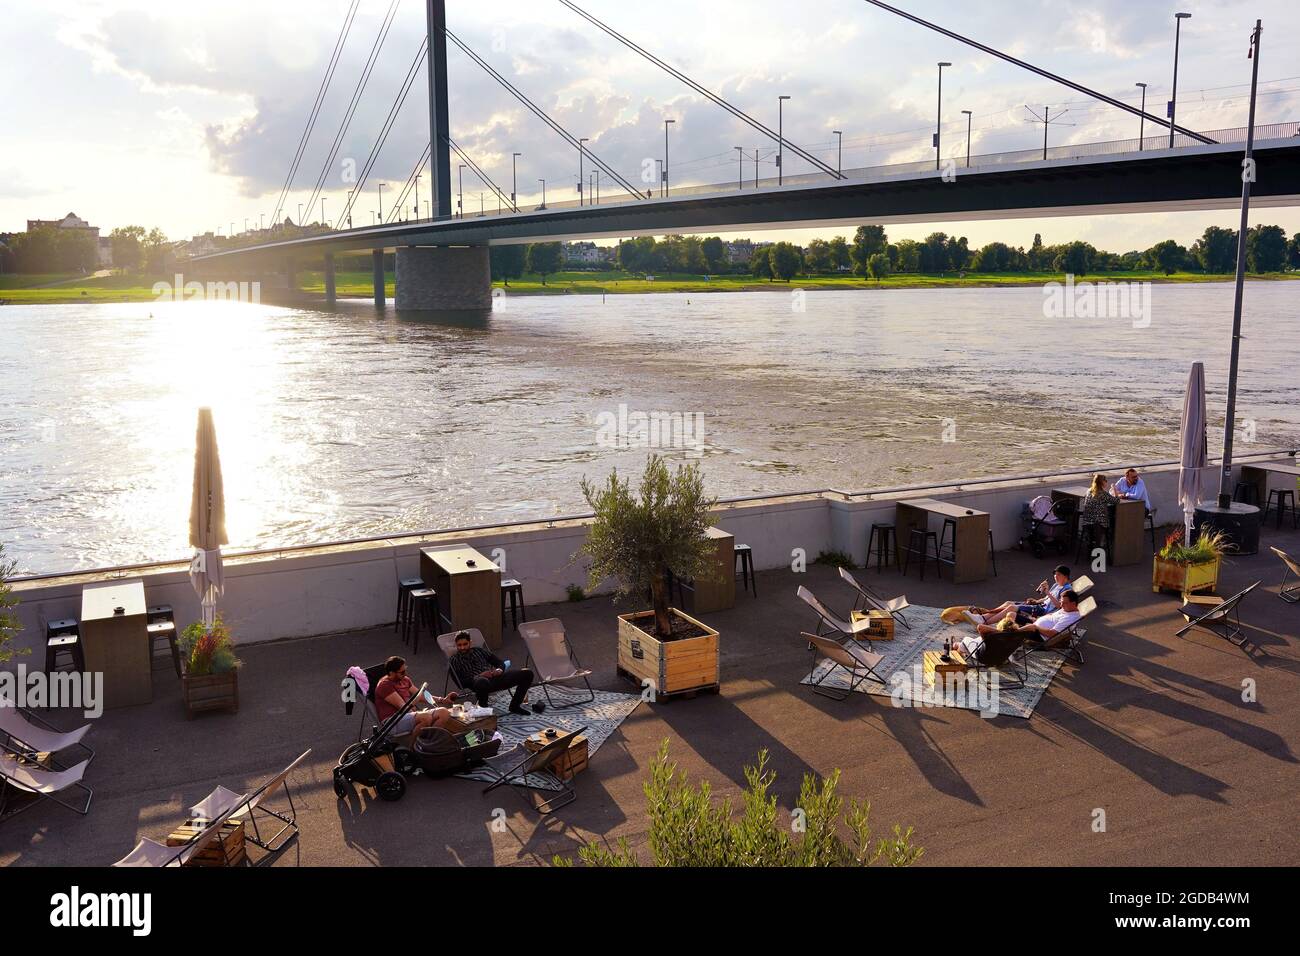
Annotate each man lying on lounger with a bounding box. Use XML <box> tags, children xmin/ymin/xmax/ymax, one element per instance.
<box><xmin>956</xmin><ymin>590</ymin><xmax>1083</xmax><ymax>661</ymax></box>
<box><xmin>375</xmin><ymin>655</ymin><xmax>459</xmax><ymax>737</ymax></box>
<box><xmin>962</xmin><ymin>565</ymin><xmax>1071</xmax><ymax>627</ymax></box>
<box><xmin>449</xmin><ymin>631</ymin><xmax>535</xmax><ymax>715</ymax></box>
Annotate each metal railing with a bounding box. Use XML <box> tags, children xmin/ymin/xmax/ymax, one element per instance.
<box><xmin>12</xmin><ymin>447</ymin><xmax>1296</xmax><ymax>583</ymax></box>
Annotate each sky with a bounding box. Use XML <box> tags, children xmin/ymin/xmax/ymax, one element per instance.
<box><xmin>2</xmin><ymin>0</ymin><xmax>1298</xmax><ymax>252</ymax></box>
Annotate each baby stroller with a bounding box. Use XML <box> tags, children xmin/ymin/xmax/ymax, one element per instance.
<box><xmin>1018</xmin><ymin>495</ymin><xmax>1073</xmax><ymax>558</ymax></box>
<box><xmin>333</xmin><ymin>675</ymin><xmax>426</xmax><ymax>802</ymax></box>
<box><xmin>411</xmin><ymin>725</ymin><xmax>501</xmax><ymax>777</ymax></box>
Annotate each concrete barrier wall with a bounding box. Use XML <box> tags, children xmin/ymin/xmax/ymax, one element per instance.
<box><xmin>9</xmin><ymin>456</ymin><xmax>1291</xmax><ymax>654</ymax></box>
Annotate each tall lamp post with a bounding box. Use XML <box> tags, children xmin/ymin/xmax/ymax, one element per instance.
<box><xmin>777</xmin><ymin>95</ymin><xmax>790</xmax><ymax>185</ymax></box>
<box><xmin>377</xmin><ymin>182</ymin><xmax>386</xmax><ymax>222</ymax></box>
<box><xmin>457</xmin><ymin>165</ymin><xmax>466</xmax><ymax>218</ymax></box>
<box><xmin>511</xmin><ymin>152</ymin><xmax>521</xmax><ymax>211</ymax></box>
<box><xmin>578</xmin><ymin>138</ymin><xmax>588</xmax><ymax>206</ymax></box>
<box><xmin>1217</xmin><ymin>19</ymin><xmax>1263</xmax><ymax>511</ymax></box>
<box><xmin>1169</xmin><ymin>12</ymin><xmax>1192</xmax><ymax>149</ymax></box>
<box><xmin>735</xmin><ymin>146</ymin><xmax>745</xmax><ymax>189</ymax></box>
<box><xmin>961</xmin><ymin>109</ymin><xmax>973</xmax><ymax>167</ymax></box>
<box><xmin>663</xmin><ymin>120</ymin><xmax>674</xmax><ymax>197</ymax></box>
<box><xmin>538</xmin><ymin>179</ymin><xmax>546</xmax><ymax>210</ymax></box>
<box><xmin>935</xmin><ymin>62</ymin><xmax>951</xmax><ymax>170</ymax></box>
<box><xmin>414</xmin><ymin>173</ymin><xmax>421</xmax><ymax>220</ymax></box>
<box><xmin>1136</xmin><ymin>82</ymin><xmax>1148</xmax><ymax>149</ymax></box>
<box><xmin>832</xmin><ymin>130</ymin><xmax>843</xmax><ymax>179</ymax></box>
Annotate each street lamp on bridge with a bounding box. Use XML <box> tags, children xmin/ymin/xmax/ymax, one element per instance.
<box><xmin>777</xmin><ymin>95</ymin><xmax>790</xmax><ymax>185</ymax></box>
<box><xmin>579</xmin><ymin>138</ymin><xmax>589</xmax><ymax>206</ymax></box>
<box><xmin>735</xmin><ymin>146</ymin><xmax>744</xmax><ymax>189</ymax></box>
<box><xmin>538</xmin><ymin>179</ymin><xmax>546</xmax><ymax>210</ymax></box>
<box><xmin>512</xmin><ymin>152</ymin><xmax>521</xmax><ymax>211</ymax></box>
<box><xmin>663</xmin><ymin>119</ymin><xmax>674</xmax><ymax>197</ymax></box>
<box><xmin>833</xmin><ymin>130</ymin><xmax>842</xmax><ymax>179</ymax></box>
<box><xmin>1169</xmin><ymin>13</ymin><xmax>1192</xmax><ymax>149</ymax></box>
<box><xmin>378</xmin><ymin>182</ymin><xmax>387</xmax><ymax>222</ymax></box>
<box><xmin>458</xmin><ymin>165</ymin><xmax>466</xmax><ymax>219</ymax></box>
<box><xmin>1136</xmin><ymin>82</ymin><xmax>1148</xmax><ymax>149</ymax></box>
<box><xmin>935</xmin><ymin>62</ymin><xmax>951</xmax><ymax>170</ymax></box>
<box><xmin>961</xmin><ymin>110</ymin><xmax>972</xmax><ymax>168</ymax></box>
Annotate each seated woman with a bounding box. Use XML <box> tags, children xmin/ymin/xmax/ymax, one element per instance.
<box><xmin>964</xmin><ymin>565</ymin><xmax>1071</xmax><ymax>626</ymax></box>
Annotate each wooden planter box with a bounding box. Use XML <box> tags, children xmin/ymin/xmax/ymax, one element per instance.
<box><xmin>1152</xmin><ymin>554</ymin><xmax>1221</xmax><ymax>595</ymax></box>
<box><xmin>182</xmin><ymin>670</ymin><xmax>239</xmax><ymax>719</ymax></box>
<box><xmin>617</xmin><ymin>608</ymin><xmax>719</xmax><ymax>699</ymax></box>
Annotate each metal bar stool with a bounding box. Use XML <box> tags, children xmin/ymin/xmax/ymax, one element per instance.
<box><xmin>1265</xmin><ymin>488</ymin><xmax>1298</xmax><ymax>529</ymax></box>
<box><xmin>866</xmin><ymin>523</ymin><xmax>896</xmax><ymax>572</ymax></box>
<box><xmin>405</xmin><ymin>588</ymin><xmax>440</xmax><ymax>655</ymax></box>
<box><xmin>45</xmin><ymin>619</ymin><xmax>84</xmax><ymax>674</ymax></box>
<box><xmin>395</xmin><ymin>577</ymin><xmax>424</xmax><ymax>635</ymax></box>
<box><xmin>501</xmin><ymin>578</ymin><xmax>526</xmax><ymax>630</ymax></box>
<box><xmin>902</xmin><ymin>528</ymin><xmax>942</xmax><ymax>580</ymax></box>
<box><xmin>1075</xmin><ymin>522</ymin><xmax>1111</xmax><ymax>566</ymax></box>
<box><xmin>1145</xmin><ymin>508</ymin><xmax>1158</xmax><ymax>552</ymax></box>
<box><xmin>734</xmin><ymin>544</ymin><xmax>756</xmax><ymax>597</ymax></box>
<box><xmin>147</xmin><ymin>604</ymin><xmax>181</xmax><ymax>678</ymax></box>
<box><xmin>987</xmin><ymin>530</ymin><xmax>998</xmax><ymax>577</ymax></box>
<box><xmin>937</xmin><ymin>517</ymin><xmax>959</xmax><ymax>564</ymax></box>
<box><xmin>1233</xmin><ymin>481</ymin><xmax>1259</xmax><ymax>506</ymax></box>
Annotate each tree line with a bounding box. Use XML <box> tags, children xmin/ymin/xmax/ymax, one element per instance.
<box><xmin>0</xmin><ymin>224</ymin><xmax>169</xmax><ymax>274</ymax></box>
<box><xmin>491</xmin><ymin>224</ymin><xmax>1300</xmax><ymax>285</ymax></box>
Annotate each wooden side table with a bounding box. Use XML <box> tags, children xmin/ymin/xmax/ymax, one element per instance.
<box><xmin>523</xmin><ymin>729</ymin><xmax>589</xmax><ymax>781</ymax></box>
<box><xmin>166</xmin><ymin>818</ymin><xmax>246</xmax><ymax>866</ymax></box>
<box><xmin>922</xmin><ymin>648</ymin><xmax>970</xmax><ymax>685</ymax></box>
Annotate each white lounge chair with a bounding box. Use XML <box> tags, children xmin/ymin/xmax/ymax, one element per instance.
<box><xmin>0</xmin><ymin>748</ymin><xmax>93</xmax><ymax>824</ymax></box>
<box><xmin>1018</xmin><ymin>596</ymin><xmax>1096</xmax><ymax>666</ymax></box>
<box><xmin>1270</xmin><ymin>547</ymin><xmax>1300</xmax><ymax>604</ymax></box>
<box><xmin>0</xmin><ymin>707</ymin><xmax>94</xmax><ymax>768</ymax></box>
<box><xmin>837</xmin><ymin>566</ymin><xmax>912</xmax><ymax>630</ymax></box>
<box><xmin>796</xmin><ymin>585</ymin><xmax>875</xmax><ymax>643</ymax></box>
<box><xmin>113</xmin><ymin>803</ymin><xmax>241</xmax><ymax>867</ymax></box>
<box><xmin>518</xmin><ymin>618</ymin><xmax>595</xmax><ymax>708</ymax></box>
<box><xmin>190</xmin><ymin>749</ymin><xmax>311</xmax><ymax>853</ymax></box>
<box><xmin>1177</xmin><ymin>582</ymin><xmax>1260</xmax><ymax>647</ymax></box>
<box><xmin>802</xmin><ymin>633</ymin><xmax>887</xmax><ymax>700</ymax></box>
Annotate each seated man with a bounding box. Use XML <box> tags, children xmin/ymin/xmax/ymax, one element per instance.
<box><xmin>374</xmin><ymin>655</ymin><xmax>458</xmax><ymax>738</ymax></box>
<box><xmin>958</xmin><ymin>590</ymin><xmax>1083</xmax><ymax>659</ymax></box>
<box><xmin>964</xmin><ymin>565</ymin><xmax>1071</xmax><ymax>627</ymax></box>
<box><xmin>1112</xmin><ymin>467</ymin><xmax>1152</xmax><ymax>512</ymax></box>
<box><xmin>448</xmin><ymin>631</ymin><xmax>534</xmax><ymax>715</ymax></box>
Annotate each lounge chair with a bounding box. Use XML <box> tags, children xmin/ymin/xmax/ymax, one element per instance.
<box><xmin>1018</xmin><ymin>596</ymin><xmax>1096</xmax><ymax>666</ymax></box>
<box><xmin>1271</xmin><ymin>547</ymin><xmax>1300</xmax><ymax>604</ymax></box>
<box><xmin>1177</xmin><ymin>582</ymin><xmax>1260</xmax><ymax>647</ymax></box>
<box><xmin>517</xmin><ymin>618</ymin><xmax>596</xmax><ymax>708</ymax></box>
<box><xmin>190</xmin><ymin>750</ymin><xmax>311</xmax><ymax>854</ymax></box>
<box><xmin>437</xmin><ymin>627</ymin><xmax>491</xmax><ymax>695</ymax></box>
<box><xmin>0</xmin><ymin>747</ymin><xmax>93</xmax><ymax>824</ymax></box>
<box><xmin>0</xmin><ymin>706</ymin><xmax>94</xmax><ymax>769</ymax></box>
<box><xmin>480</xmin><ymin>727</ymin><xmax>587</xmax><ymax>815</ymax></box>
<box><xmin>951</xmin><ymin>629</ymin><xmax>1026</xmax><ymax>689</ymax></box>
<box><xmin>113</xmin><ymin>802</ymin><xmax>242</xmax><ymax>867</ymax></box>
<box><xmin>802</xmin><ymin>633</ymin><xmax>887</xmax><ymax>700</ymax></box>
<box><xmin>1070</xmin><ymin>575</ymin><xmax>1094</xmax><ymax>598</ymax></box>
<box><xmin>796</xmin><ymin>585</ymin><xmax>875</xmax><ymax>644</ymax></box>
<box><xmin>837</xmin><ymin>566</ymin><xmax>912</xmax><ymax>630</ymax></box>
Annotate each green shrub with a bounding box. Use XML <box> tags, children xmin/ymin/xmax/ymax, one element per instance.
<box><xmin>556</xmin><ymin>741</ymin><xmax>923</xmax><ymax>867</ymax></box>
<box><xmin>178</xmin><ymin>615</ymin><xmax>241</xmax><ymax>675</ymax></box>
<box><xmin>0</xmin><ymin>543</ymin><xmax>28</xmax><ymax>664</ymax></box>
<box><xmin>813</xmin><ymin>549</ymin><xmax>856</xmax><ymax>569</ymax></box>
<box><xmin>565</xmin><ymin>584</ymin><xmax>586</xmax><ymax>602</ymax></box>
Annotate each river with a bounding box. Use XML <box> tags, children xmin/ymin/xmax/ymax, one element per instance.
<box><xmin>2</xmin><ymin>281</ymin><xmax>1296</xmax><ymax>574</ymax></box>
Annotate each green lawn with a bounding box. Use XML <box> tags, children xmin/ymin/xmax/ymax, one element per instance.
<box><xmin>3</xmin><ymin>267</ymin><xmax>1295</xmax><ymax>305</ymax></box>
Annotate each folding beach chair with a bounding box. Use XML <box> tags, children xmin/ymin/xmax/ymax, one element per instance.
<box><xmin>0</xmin><ymin>747</ymin><xmax>93</xmax><ymax>824</ymax></box>
<box><xmin>1177</xmin><ymin>582</ymin><xmax>1260</xmax><ymax>647</ymax></box>
<box><xmin>954</xmin><ymin>629</ymin><xmax>1026</xmax><ymax>689</ymax></box>
<box><xmin>480</xmin><ymin>727</ymin><xmax>587</xmax><ymax>815</ymax></box>
<box><xmin>437</xmin><ymin>627</ymin><xmax>490</xmax><ymax>695</ymax></box>
<box><xmin>190</xmin><ymin>750</ymin><xmax>312</xmax><ymax>854</ymax></box>
<box><xmin>837</xmin><ymin>566</ymin><xmax>912</xmax><ymax>630</ymax></box>
<box><xmin>803</xmin><ymin>633</ymin><xmax>887</xmax><ymax>700</ymax></box>
<box><xmin>1071</xmin><ymin>575</ymin><xmax>1095</xmax><ymax>598</ymax></box>
<box><xmin>113</xmin><ymin>802</ymin><xmax>242</xmax><ymax>867</ymax></box>
<box><xmin>518</xmin><ymin>618</ymin><xmax>596</xmax><ymax>708</ymax></box>
<box><xmin>796</xmin><ymin>585</ymin><xmax>875</xmax><ymax>644</ymax></box>
<box><xmin>1018</xmin><ymin>596</ymin><xmax>1095</xmax><ymax>667</ymax></box>
<box><xmin>0</xmin><ymin>706</ymin><xmax>94</xmax><ymax>769</ymax></box>
<box><xmin>1270</xmin><ymin>547</ymin><xmax>1300</xmax><ymax>604</ymax></box>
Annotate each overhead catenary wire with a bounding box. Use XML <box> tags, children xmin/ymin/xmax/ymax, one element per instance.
<box><xmin>271</xmin><ymin>0</ymin><xmax>360</xmax><ymax>227</ymax></box>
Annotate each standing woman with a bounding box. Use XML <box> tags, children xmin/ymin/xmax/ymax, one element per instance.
<box><xmin>1078</xmin><ymin>473</ymin><xmax>1112</xmax><ymax>559</ymax></box>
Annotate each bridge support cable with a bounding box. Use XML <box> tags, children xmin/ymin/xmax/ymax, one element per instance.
<box><xmin>386</xmin><ymin>142</ymin><xmax>431</xmax><ymax>223</ymax></box>
<box><xmin>557</xmin><ymin>0</ymin><xmax>843</xmax><ymax>180</ymax></box>
<box><xmin>862</xmin><ymin>0</ymin><xmax>1217</xmax><ymax>146</ymax></box>
<box><xmin>303</xmin><ymin>0</ymin><xmax>402</xmax><ymax>225</ymax></box>
<box><xmin>444</xmin><ymin>29</ymin><xmax>646</xmax><ymax>201</ymax></box>
<box><xmin>336</xmin><ymin>38</ymin><xmax>429</xmax><ymax>229</ymax></box>
<box><xmin>271</xmin><ymin>0</ymin><xmax>360</xmax><ymax>227</ymax></box>
<box><xmin>445</xmin><ymin>137</ymin><xmax>515</xmax><ymax>214</ymax></box>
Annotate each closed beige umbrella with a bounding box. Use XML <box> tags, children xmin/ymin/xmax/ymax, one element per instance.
<box><xmin>189</xmin><ymin>407</ymin><xmax>228</xmax><ymax>628</ymax></box>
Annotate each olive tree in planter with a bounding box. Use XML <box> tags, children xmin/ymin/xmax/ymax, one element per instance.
<box><xmin>578</xmin><ymin>455</ymin><xmax>722</xmax><ymax>699</ymax></box>
<box><xmin>178</xmin><ymin>615</ymin><xmax>241</xmax><ymax>719</ymax></box>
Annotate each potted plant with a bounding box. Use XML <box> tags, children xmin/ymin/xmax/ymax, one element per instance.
<box><xmin>0</xmin><ymin>543</ymin><xmax>29</xmax><ymax>666</ymax></box>
<box><xmin>178</xmin><ymin>615</ymin><xmax>241</xmax><ymax>718</ymax></box>
<box><xmin>1152</xmin><ymin>527</ymin><xmax>1226</xmax><ymax>596</ymax></box>
<box><xmin>578</xmin><ymin>455</ymin><xmax>722</xmax><ymax>700</ymax></box>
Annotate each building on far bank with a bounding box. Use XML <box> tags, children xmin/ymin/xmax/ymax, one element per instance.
<box><xmin>25</xmin><ymin>211</ymin><xmax>112</xmax><ymax>267</ymax></box>
<box><xmin>725</xmin><ymin>239</ymin><xmax>771</xmax><ymax>265</ymax></box>
<box><xmin>564</xmin><ymin>240</ymin><xmax>612</xmax><ymax>266</ymax></box>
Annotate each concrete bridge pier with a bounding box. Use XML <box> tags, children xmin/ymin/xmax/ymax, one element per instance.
<box><xmin>373</xmin><ymin>250</ymin><xmax>386</xmax><ymax>308</ymax></box>
<box><xmin>324</xmin><ymin>252</ymin><xmax>336</xmax><ymax>304</ymax></box>
<box><xmin>394</xmin><ymin>245</ymin><xmax>491</xmax><ymax>310</ymax></box>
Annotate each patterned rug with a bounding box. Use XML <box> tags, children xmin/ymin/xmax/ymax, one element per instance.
<box><xmin>799</xmin><ymin>604</ymin><xmax>1069</xmax><ymax>719</ymax></box>
<box><xmin>455</xmin><ymin>685</ymin><xmax>642</xmax><ymax>790</ymax></box>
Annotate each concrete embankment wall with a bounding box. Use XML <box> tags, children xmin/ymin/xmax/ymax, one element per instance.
<box><xmin>8</xmin><ymin>454</ymin><xmax>1295</xmax><ymax>654</ymax></box>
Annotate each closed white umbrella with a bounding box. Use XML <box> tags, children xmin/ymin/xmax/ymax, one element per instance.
<box><xmin>188</xmin><ymin>407</ymin><xmax>228</xmax><ymax>628</ymax></box>
<box><xmin>1178</xmin><ymin>362</ymin><xmax>1209</xmax><ymax>542</ymax></box>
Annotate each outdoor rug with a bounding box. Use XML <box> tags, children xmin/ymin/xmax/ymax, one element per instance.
<box><xmin>455</xmin><ymin>686</ymin><xmax>642</xmax><ymax>790</ymax></box>
<box><xmin>799</xmin><ymin>604</ymin><xmax>1070</xmax><ymax>719</ymax></box>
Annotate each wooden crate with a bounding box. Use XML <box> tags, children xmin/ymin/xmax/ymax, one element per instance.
<box><xmin>524</xmin><ymin>730</ymin><xmax>589</xmax><ymax>781</ymax></box>
<box><xmin>182</xmin><ymin>670</ymin><xmax>239</xmax><ymax>719</ymax></box>
<box><xmin>922</xmin><ymin>649</ymin><xmax>971</xmax><ymax>685</ymax></box>
<box><xmin>851</xmin><ymin>609</ymin><xmax>895</xmax><ymax>640</ymax></box>
<box><xmin>617</xmin><ymin>609</ymin><xmax>719</xmax><ymax>697</ymax></box>
<box><xmin>1152</xmin><ymin>555</ymin><xmax>1220</xmax><ymax>595</ymax></box>
<box><xmin>166</xmin><ymin>819</ymin><xmax>245</xmax><ymax>867</ymax></box>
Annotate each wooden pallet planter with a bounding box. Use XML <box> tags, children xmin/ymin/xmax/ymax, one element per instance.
<box><xmin>1152</xmin><ymin>554</ymin><xmax>1220</xmax><ymax>596</ymax></box>
<box><xmin>617</xmin><ymin>608</ymin><xmax>719</xmax><ymax>701</ymax></box>
<box><xmin>182</xmin><ymin>670</ymin><xmax>239</xmax><ymax>719</ymax></box>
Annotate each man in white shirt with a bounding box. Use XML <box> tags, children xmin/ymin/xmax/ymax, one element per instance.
<box><xmin>1112</xmin><ymin>468</ymin><xmax>1152</xmax><ymax>513</ymax></box>
<box><xmin>960</xmin><ymin>590</ymin><xmax>1083</xmax><ymax>658</ymax></box>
